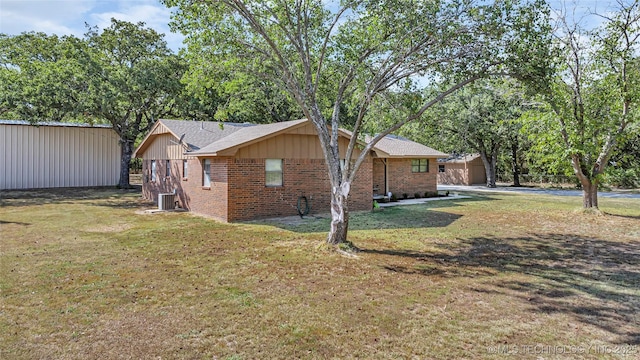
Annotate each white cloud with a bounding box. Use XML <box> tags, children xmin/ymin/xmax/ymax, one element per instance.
<box><xmin>89</xmin><ymin>0</ymin><xmax>184</xmax><ymax>49</ymax></box>
<box><xmin>0</xmin><ymin>0</ymin><xmax>184</xmax><ymax>50</ymax></box>
<box><xmin>0</xmin><ymin>0</ymin><xmax>97</xmax><ymax>36</ymax></box>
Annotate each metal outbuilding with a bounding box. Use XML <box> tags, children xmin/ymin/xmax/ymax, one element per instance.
<box><xmin>0</xmin><ymin>120</ymin><xmax>121</xmax><ymax>190</ymax></box>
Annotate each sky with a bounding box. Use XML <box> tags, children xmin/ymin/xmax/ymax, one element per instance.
<box><xmin>0</xmin><ymin>0</ymin><xmax>185</xmax><ymax>51</ymax></box>
<box><xmin>0</xmin><ymin>0</ymin><xmax>624</xmax><ymax>53</ymax></box>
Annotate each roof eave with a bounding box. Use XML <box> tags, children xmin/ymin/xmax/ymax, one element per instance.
<box><xmin>187</xmin><ymin>150</ymin><xmax>221</xmax><ymax>157</ymax></box>
<box><xmin>375</xmin><ymin>154</ymin><xmax>449</xmax><ymax>159</ymax></box>
<box><xmin>195</xmin><ymin>119</ymin><xmax>309</xmax><ymax>156</ymax></box>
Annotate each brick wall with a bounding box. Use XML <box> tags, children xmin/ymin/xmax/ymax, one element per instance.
<box><xmin>141</xmin><ymin>159</ymin><xmax>185</xmax><ymax>207</ymax></box>
<box><xmin>227</xmin><ymin>158</ymin><xmax>372</xmax><ymax>221</ymax></box>
<box><xmin>143</xmin><ymin>156</ymin><xmax>374</xmax><ymax>222</ymax></box>
<box><xmin>142</xmin><ymin>158</ymin><xmax>229</xmax><ymax>221</ymax></box>
<box><xmin>182</xmin><ymin>157</ymin><xmax>229</xmax><ymax>221</ymax></box>
<box><xmin>386</xmin><ymin>158</ymin><xmax>437</xmax><ymax>198</ymax></box>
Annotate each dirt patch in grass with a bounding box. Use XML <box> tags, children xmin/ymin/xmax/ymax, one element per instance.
<box><xmin>1</xmin><ymin>189</ymin><xmax>639</xmax><ymax>359</ymax></box>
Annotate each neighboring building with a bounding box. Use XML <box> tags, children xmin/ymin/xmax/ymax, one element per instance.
<box><xmin>0</xmin><ymin>120</ymin><xmax>121</xmax><ymax>190</ymax></box>
<box><xmin>437</xmin><ymin>154</ymin><xmax>486</xmax><ymax>186</ymax></box>
<box><xmin>134</xmin><ymin>119</ymin><xmax>447</xmax><ymax>222</ymax></box>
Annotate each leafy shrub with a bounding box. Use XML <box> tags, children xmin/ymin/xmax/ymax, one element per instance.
<box><xmin>604</xmin><ymin>168</ymin><xmax>639</xmax><ymax>189</ymax></box>
<box><xmin>424</xmin><ymin>191</ymin><xmax>438</xmax><ymax>198</ymax></box>
<box><xmin>414</xmin><ymin>192</ymin><xmax>421</xmax><ymax>199</ymax></box>
<box><xmin>402</xmin><ymin>193</ymin><xmax>408</xmax><ymax>199</ymax></box>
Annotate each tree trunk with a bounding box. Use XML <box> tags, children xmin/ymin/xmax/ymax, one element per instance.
<box><xmin>570</xmin><ymin>155</ymin><xmax>599</xmax><ymax>209</ymax></box>
<box><xmin>326</xmin><ymin>182</ymin><xmax>350</xmax><ymax>245</ymax></box>
<box><xmin>479</xmin><ymin>152</ymin><xmax>497</xmax><ymax>188</ymax></box>
<box><xmin>580</xmin><ymin>178</ymin><xmax>599</xmax><ymax>208</ymax></box>
<box><xmin>119</xmin><ymin>139</ymin><xmax>134</xmax><ymax>189</ymax></box>
<box><xmin>511</xmin><ymin>140</ymin><xmax>521</xmax><ymax>187</ymax></box>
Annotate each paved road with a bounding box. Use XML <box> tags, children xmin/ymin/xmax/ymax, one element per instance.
<box><xmin>438</xmin><ymin>185</ymin><xmax>640</xmax><ymax>199</ymax></box>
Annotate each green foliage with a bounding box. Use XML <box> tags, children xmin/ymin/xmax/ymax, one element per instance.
<box><xmin>165</xmin><ymin>0</ymin><xmax>553</xmax><ymax>134</ymax></box>
<box><xmin>405</xmin><ymin>78</ymin><xmax>531</xmax><ymax>186</ymax></box>
<box><xmin>603</xmin><ymin>167</ymin><xmax>639</xmax><ymax>189</ymax></box>
<box><xmin>531</xmin><ymin>1</ymin><xmax>640</xmax><ymax>203</ymax></box>
<box><xmin>0</xmin><ymin>20</ymin><xmax>191</xmax><ymax>188</ymax></box>
<box><xmin>0</xmin><ymin>33</ymin><xmax>89</xmax><ymax>122</ymax></box>
<box><xmin>519</xmin><ymin>107</ymin><xmax>575</xmax><ymax>178</ymax></box>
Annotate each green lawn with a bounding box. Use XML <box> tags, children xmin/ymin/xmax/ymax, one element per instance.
<box><xmin>1</xmin><ymin>188</ymin><xmax>639</xmax><ymax>359</ymax></box>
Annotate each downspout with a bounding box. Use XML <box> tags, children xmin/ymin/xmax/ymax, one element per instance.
<box><xmin>382</xmin><ymin>158</ymin><xmax>389</xmax><ymax>195</ymax></box>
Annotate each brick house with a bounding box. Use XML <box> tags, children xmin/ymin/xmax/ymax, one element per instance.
<box><xmin>134</xmin><ymin>119</ymin><xmax>447</xmax><ymax>222</ymax></box>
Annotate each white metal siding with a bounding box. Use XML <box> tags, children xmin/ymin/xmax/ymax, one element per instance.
<box><xmin>0</xmin><ymin>124</ymin><xmax>121</xmax><ymax>190</ymax></box>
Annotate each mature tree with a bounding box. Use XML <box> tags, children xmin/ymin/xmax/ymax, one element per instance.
<box><xmin>81</xmin><ymin>19</ymin><xmax>187</xmax><ymax>188</ymax></box>
<box><xmin>0</xmin><ymin>33</ymin><xmax>87</xmax><ymax>121</ymax></box>
<box><xmin>1</xmin><ymin>21</ymin><xmax>188</xmax><ymax>188</ymax></box>
<box><xmin>410</xmin><ymin>78</ymin><xmax>529</xmax><ymax>187</ymax></box>
<box><xmin>165</xmin><ymin>0</ymin><xmax>553</xmax><ymax>245</ymax></box>
<box><xmin>181</xmin><ymin>60</ymin><xmax>302</xmax><ymax>123</ymax></box>
<box><xmin>539</xmin><ymin>1</ymin><xmax>640</xmax><ymax>208</ymax></box>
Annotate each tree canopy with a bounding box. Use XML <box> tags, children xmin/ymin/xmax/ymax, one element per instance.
<box><xmin>533</xmin><ymin>0</ymin><xmax>640</xmax><ymax>208</ymax></box>
<box><xmin>0</xmin><ymin>20</ymin><xmax>190</xmax><ymax>188</ymax></box>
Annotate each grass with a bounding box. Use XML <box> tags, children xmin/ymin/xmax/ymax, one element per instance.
<box><xmin>1</xmin><ymin>188</ymin><xmax>639</xmax><ymax>359</ymax></box>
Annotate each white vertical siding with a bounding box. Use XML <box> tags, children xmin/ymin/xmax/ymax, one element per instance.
<box><xmin>141</xmin><ymin>133</ymin><xmax>188</xmax><ymax>160</ymax></box>
<box><xmin>0</xmin><ymin>123</ymin><xmax>121</xmax><ymax>190</ymax></box>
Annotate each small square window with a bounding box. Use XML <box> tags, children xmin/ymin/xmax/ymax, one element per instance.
<box><xmin>411</xmin><ymin>159</ymin><xmax>429</xmax><ymax>173</ymax></box>
<box><xmin>265</xmin><ymin>159</ymin><xmax>283</xmax><ymax>187</ymax></box>
<box><xmin>438</xmin><ymin>164</ymin><xmax>445</xmax><ymax>173</ymax></box>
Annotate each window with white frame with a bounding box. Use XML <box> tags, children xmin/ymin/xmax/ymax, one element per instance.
<box><xmin>166</xmin><ymin>160</ymin><xmax>171</xmax><ymax>177</ymax></box>
<box><xmin>265</xmin><ymin>159</ymin><xmax>283</xmax><ymax>187</ymax></box>
<box><xmin>202</xmin><ymin>159</ymin><xmax>211</xmax><ymax>187</ymax></box>
<box><xmin>183</xmin><ymin>160</ymin><xmax>188</xmax><ymax>179</ymax></box>
<box><xmin>411</xmin><ymin>159</ymin><xmax>429</xmax><ymax>173</ymax></box>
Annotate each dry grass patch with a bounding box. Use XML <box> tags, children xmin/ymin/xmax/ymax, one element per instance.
<box><xmin>1</xmin><ymin>188</ymin><xmax>639</xmax><ymax>359</ymax></box>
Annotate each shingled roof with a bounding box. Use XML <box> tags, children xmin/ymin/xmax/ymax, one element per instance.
<box><xmin>438</xmin><ymin>153</ymin><xmax>482</xmax><ymax>163</ymax></box>
<box><xmin>190</xmin><ymin>119</ymin><xmax>308</xmax><ymax>156</ymax></box>
<box><xmin>159</xmin><ymin>119</ymin><xmax>256</xmax><ymax>151</ymax></box>
<box><xmin>368</xmin><ymin>134</ymin><xmax>448</xmax><ymax>158</ymax></box>
<box><xmin>135</xmin><ymin>118</ymin><xmax>446</xmax><ymax>159</ymax></box>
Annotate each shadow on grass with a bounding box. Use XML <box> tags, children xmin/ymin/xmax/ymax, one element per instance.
<box><xmin>605</xmin><ymin>213</ymin><xmax>640</xmax><ymax>220</ymax></box>
<box><xmin>361</xmin><ymin>233</ymin><xmax>640</xmax><ymax>345</ymax></box>
<box><xmin>0</xmin><ymin>187</ymin><xmax>142</xmax><ymax>208</ymax></box>
<box><xmin>0</xmin><ymin>220</ymin><xmax>31</xmax><ymax>226</ymax></box>
<box><xmin>253</xmin><ymin>197</ymin><xmax>493</xmax><ymax>233</ymax></box>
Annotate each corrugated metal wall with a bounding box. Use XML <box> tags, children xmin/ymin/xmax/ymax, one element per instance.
<box><xmin>0</xmin><ymin>124</ymin><xmax>121</xmax><ymax>189</ymax></box>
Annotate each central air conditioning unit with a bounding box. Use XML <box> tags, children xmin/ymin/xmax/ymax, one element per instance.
<box><xmin>158</xmin><ymin>193</ymin><xmax>176</xmax><ymax>210</ymax></box>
